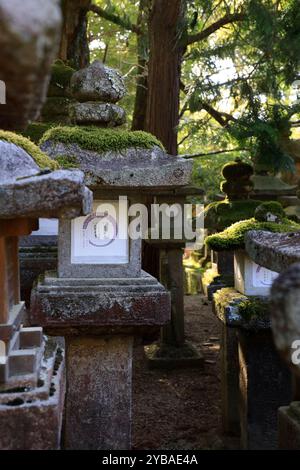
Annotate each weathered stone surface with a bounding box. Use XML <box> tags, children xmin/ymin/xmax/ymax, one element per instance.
<box><xmin>0</xmin><ymin>169</ymin><xmax>92</xmax><ymax>219</ymax></box>
<box><xmin>0</xmin><ymin>337</ymin><xmax>65</xmax><ymax>450</ymax></box>
<box><xmin>41</xmin><ymin>140</ymin><xmax>193</xmax><ymax>189</ymax></box>
<box><xmin>30</xmin><ymin>271</ymin><xmax>170</xmax><ymax>331</ymax></box>
<box><xmin>64</xmin><ymin>336</ymin><xmax>132</xmax><ymax>450</ymax></box>
<box><xmin>212</xmin><ymin>288</ymin><xmax>270</xmax><ymax>330</ymax></box>
<box><xmin>245</xmin><ymin>230</ymin><xmax>300</xmax><ymax>273</ymax></box>
<box><xmin>0</xmin><ymin>0</ymin><xmax>62</xmax><ymax>130</ymax></box>
<box><xmin>69</xmin><ymin>102</ymin><xmax>126</xmax><ymax>126</ymax></box>
<box><xmin>0</xmin><ymin>141</ymin><xmax>92</xmax><ymax>219</ymax></box>
<box><xmin>212</xmin><ymin>287</ymin><xmax>292</xmax><ymax>448</ymax></box>
<box><xmin>238</xmin><ymin>328</ymin><xmax>292</xmax><ymax>449</ymax></box>
<box><xmin>19</xmin><ymin>235</ymin><xmax>57</xmax><ymax>307</ymax></box>
<box><xmin>0</xmin><ymin>141</ymin><xmax>39</xmax><ymax>181</ymax></box>
<box><xmin>71</xmin><ymin>61</ymin><xmax>126</xmax><ymax>103</ymax></box>
<box><xmin>270</xmin><ymin>263</ymin><xmax>300</xmax><ymax>377</ymax></box>
<box><xmin>278</xmin><ymin>402</ymin><xmax>300</xmax><ymax>449</ymax></box>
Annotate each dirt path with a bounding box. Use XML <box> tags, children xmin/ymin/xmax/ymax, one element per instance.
<box><xmin>132</xmin><ymin>294</ymin><xmax>229</xmax><ymax>450</ymax></box>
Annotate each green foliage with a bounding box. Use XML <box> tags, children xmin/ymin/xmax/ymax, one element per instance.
<box><xmin>40</xmin><ymin>125</ymin><xmax>164</xmax><ymax>153</ymax></box>
<box><xmin>254</xmin><ymin>201</ymin><xmax>286</xmax><ymax>222</ymax></box>
<box><xmin>0</xmin><ymin>130</ymin><xmax>59</xmax><ymax>170</ymax></box>
<box><xmin>228</xmin><ymin>104</ymin><xmax>299</xmax><ymax>173</ymax></box>
<box><xmin>204</xmin><ymin>199</ymin><xmax>261</xmax><ymax>231</ymax></box>
<box><xmin>205</xmin><ymin>216</ymin><xmax>300</xmax><ymax>251</ymax></box>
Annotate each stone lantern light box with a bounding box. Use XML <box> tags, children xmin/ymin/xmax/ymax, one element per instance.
<box><xmin>234</xmin><ymin>250</ymin><xmax>279</xmax><ymax>296</ymax></box>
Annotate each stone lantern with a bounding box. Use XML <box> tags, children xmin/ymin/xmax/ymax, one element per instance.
<box><xmin>30</xmin><ymin>135</ymin><xmax>192</xmax><ymax>449</ymax></box>
<box><xmin>0</xmin><ymin>137</ymin><xmax>92</xmax><ymax>449</ymax></box>
<box><xmin>29</xmin><ymin>61</ymin><xmax>194</xmax><ymax>450</ymax></box>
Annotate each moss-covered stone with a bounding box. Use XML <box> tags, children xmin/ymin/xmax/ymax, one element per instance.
<box><xmin>204</xmin><ymin>199</ymin><xmax>262</xmax><ymax>231</ymax></box>
<box><xmin>0</xmin><ymin>130</ymin><xmax>59</xmax><ymax>170</ymax></box>
<box><xmin>21</xmin><ymin>122</ymin><xmax>56</xmax><ymax>144</ymax></box>
<box><xmin>219</xmin><ymin>158</ymin><xmax>255</xmax><ymax>200</ymax></box>
<box><xmin>41</xmin><ymin>97</ymin><xmax>72</xmax><ymax>122</ymax></box>
<box><xmin>40</xmin><ymin>125</ymin><xmax>165</xmax><ymax>154</ymax></box>
<box><xmin>222</xmin><ymin>159</ymin><xmax>253</xmax><ymax>180</ymax></box>
<box><xmin>254</xmin><ymin>201</ymin><xmax>285</xmax><ymax>222</ymax></box>
<box><xmin>48</xmin><ymin>60</ymin><xmax>75</xmax><ymax>97</ymax></box>
<box><xmin>238</xmin><ymin>298</ymin><xmax>269</xmax><ymax>322</ymax></box>
<box><xmin>206</xmin><ymin>217</ymin><xmax>300</xmax><ymax>251</ymax></box>
<box><xmin>213</xmin><ymin>287</ymin><xmax>270</xmax><ymax>327</ymax></box>
<box><xmin>55</xmin><ymin>154</ymin><xmax>79</xmax><ymax>169</ymax></box>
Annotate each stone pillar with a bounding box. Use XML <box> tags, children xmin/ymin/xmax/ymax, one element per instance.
<box><xmin>213</xmin><ymin>287</ymin><xmax>292</xmax><ymax>449</ymax></box>
<box><xmin>160</xmin><ymin>245</ymin><xmax>185</xmax><ymax>346</ymax></box>
<box><xmin>270</xmin><ymin>263</ymin><xmax>300</xmax><ymax>449</ymax></box>
<box><xmin>220</xmin><ymin>325</ymin><xmax>240</xmax><ymax>435</ymax></box>
<box><xmin>238</xmin><ymin>329</ymin><xmax>292</xmax><ymax>449</ymax></box>
<box><xmin>64</xmin><ymin>336</ymin><xmax>133</xmax><ymax>450</ymax></box>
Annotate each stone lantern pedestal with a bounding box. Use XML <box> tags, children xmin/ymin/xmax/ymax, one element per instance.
<box><xmin>31</xmin><ymin>272</ymin><xmax>169</xmax><ymax>449</ymax></box>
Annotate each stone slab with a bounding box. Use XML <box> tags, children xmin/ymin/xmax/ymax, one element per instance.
<box><xmin>30</xmin><ymin>271</ymin><xmax>170</xmax><ymax>331</ymax></box>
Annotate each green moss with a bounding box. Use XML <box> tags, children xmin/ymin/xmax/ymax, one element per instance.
<box><xmin>206</xmin><ymin>217</ymin><xmax>300</xmax><ymax>251</ymax></box>
<box><xmin>40</xmin><ymin>125</ymin><xmax>165</xmax><ymax>153</ymax></box>
<box><xmin>213</xmin><ymin>288</ymin><xmax>269</xmax><ymax>322</ymax></box>
<box><xmin>238</xmin><ymin>298</ymin><xmax>269</xmax><ymax>321</ymax></box>
<box><xmin>0</xmin><ymin>130</ymin><xmax>59</xmax><ymax>170</ymax></box>
<box><xmin>48</xmin><ymin>60</ymin><xmax>75</xmax><ymax>97</ymax></box>
<box><xmin>254</xmin><ymin>201</ymin><xmax>285</xmax><ymax>222</ymax></box>
<box><xmin>55</xmin><ymin>154</ymin><xmax>79</xmax><ymax>169</ymax></box>
<box><xmin>21</xmin><ymin>122</ymin><xmax>56</xmax><ymax>144</ymax></box>
<box><xmin>204</xmin><ymin>199</ymin><xmax>262</xmax><ymax>231</ymax></box>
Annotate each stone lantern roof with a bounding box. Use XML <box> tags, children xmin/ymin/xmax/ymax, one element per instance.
<box><xmin>40</xmin><ymin>127</ymin><xmax>193</xmax><ymax>190</ymax></box>
<box><xmin>0</xmin><ymin>138</ymin><xmax>92</xmax><ymax>220</ymax></box>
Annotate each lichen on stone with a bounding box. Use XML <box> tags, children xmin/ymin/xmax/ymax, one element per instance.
<box><xmin>40</xmin><ymin>125</ymin><xmax>165</xmax><ymax>154</ymax></box>
<box><xmin>206</xmin><ymin>217</ymin><xmax>300</xmax><ymax>251</ymax></box>
<box><xmin>0</xmin><ymin>130</ymin><xmax>59</xmax><ymax>170</ymax></box>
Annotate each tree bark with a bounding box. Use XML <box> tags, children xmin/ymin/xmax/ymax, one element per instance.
<box><xmin>131</xmin><ymin>0</ymin><xmax>150</xmax><ymax>130</ymax></box>
<box><xmin>145</xmin><ymin>0</ymin><xmax>185</xmax><ymax>154</ymax></box>
<box><xmin>59</xmin><ymin>0</ymin><xmax>91</xmax><ymax>69</ymax></box>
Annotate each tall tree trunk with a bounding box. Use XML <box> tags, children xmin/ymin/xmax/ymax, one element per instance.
<box><xmin>59</xmin><ymin>0</ymin><xmax>91</xmax><ymax>69</ymax></box>
<box><xmin>145</xmin><ymin>0</ymin><xmax>185</xmax><ymax>154</ymax></box>
<box><xmin>132</xmin><ymin>0</ymin><xmax>151</xmax><ymax>131</ymax></box>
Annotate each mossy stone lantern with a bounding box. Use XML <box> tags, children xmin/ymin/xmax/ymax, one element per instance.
<box><xmin>30</xmin><ymin>124</ymin><xmax>193</xmax><ymax>450</ymax></box>
<box><xmin>0</xmin><ymin>134</ymin><xmax>91</xmax><ymax>449</ymax></box>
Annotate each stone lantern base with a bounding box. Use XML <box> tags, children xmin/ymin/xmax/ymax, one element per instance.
<box><xmin>30</xmin><ymin>270</ymin><xmax>170</xmax><ymax>450</ymax></box>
